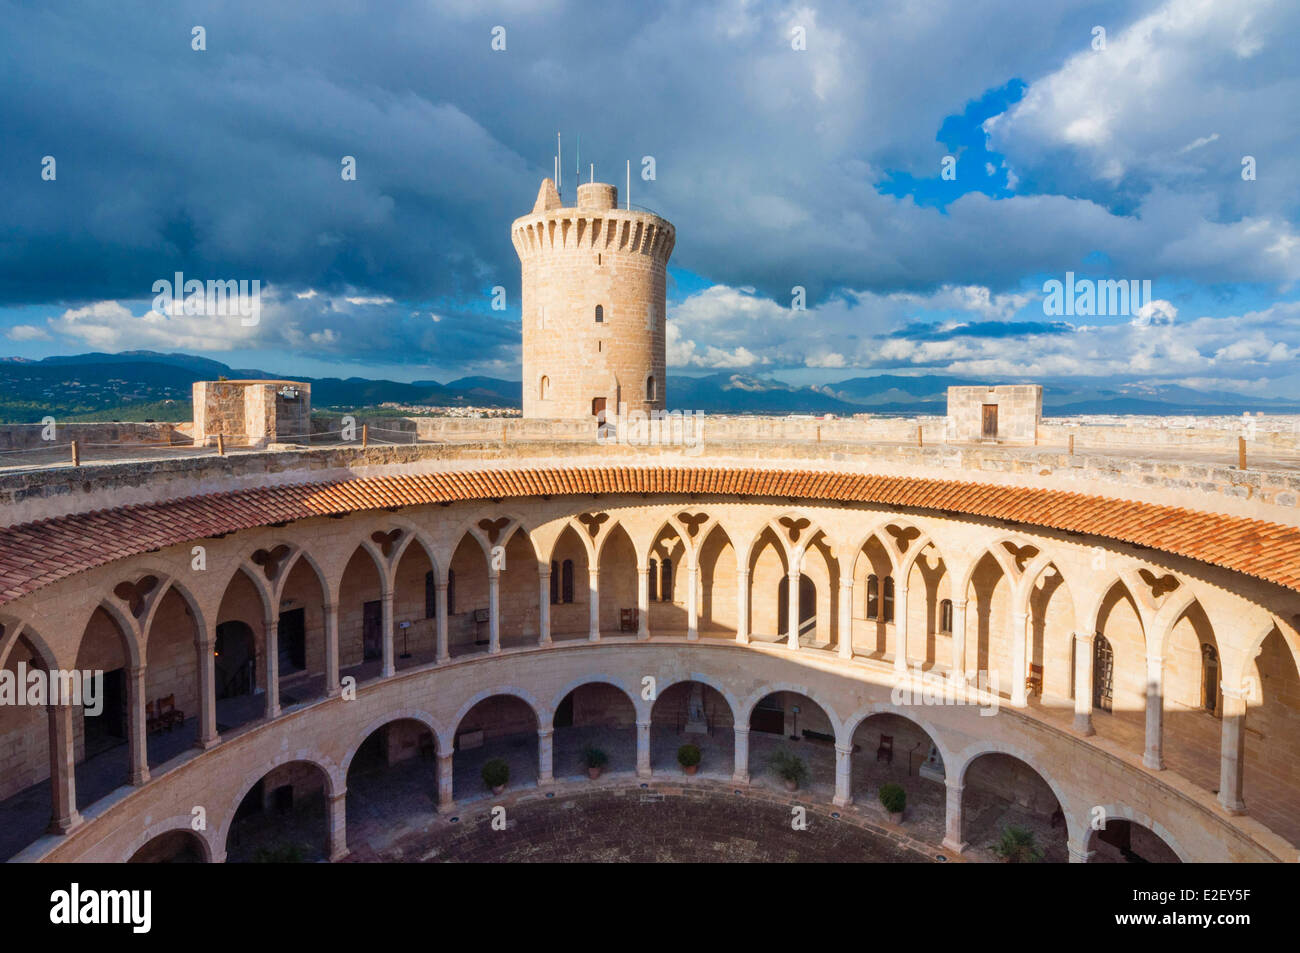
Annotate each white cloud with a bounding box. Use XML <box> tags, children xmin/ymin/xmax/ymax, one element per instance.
<box><xmin>6</xmin><ymin>324</ymin><xmax>50</xmax><ymax>341</ymax></box>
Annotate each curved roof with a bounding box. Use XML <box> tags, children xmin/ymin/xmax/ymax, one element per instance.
<box><xmin>0</xmin><ymin>465</ymin><xmax>1296</xmax><ymax>605</ymax></box>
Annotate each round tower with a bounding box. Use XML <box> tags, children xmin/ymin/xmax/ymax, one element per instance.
<box><xmin>512</xmin><ymin>177</ymin><xmax>675</xmax><ymax>420</ymax></box>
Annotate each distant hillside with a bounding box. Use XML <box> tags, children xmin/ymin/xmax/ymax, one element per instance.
<box><xmin>0</xmin><ymin>351</ymin><xmax>518</xmax><ymax>423</ymax></box>
<box><xmin>2</xmin><ymin>351</ymin><xmax>1297</xmax><ymax>422</ymax></box>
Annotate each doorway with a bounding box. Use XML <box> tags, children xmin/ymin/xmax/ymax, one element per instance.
<box><xmin>278</xmin><ymin>608</ymin><xmax>306</xmax><ymax>674</ymax></box>
<box><xmin>83</xmin><ymin>667</ymin><xmax>126</xmax><ymax>756</ymax></box>
<box><xmin>215</xmin><ymin>621</ymin><xmax>256</xmax><ymax>699</ymax></box>
<box><xmin>363</xmin><ymin>600</ymin><xmax>382</xmax><ymax>660</ymax></box>
<box><xmin>981</xmin><ymin>403</ymin><xmax>999</xmax><ymax>438</ymax></box>
<box><xmin>776</xmin><ymin>573</ymin><xmax>817</xmax><ymax>637</ymax></box>
<box><xmin>1093</xmin><ymin>635</ymin><xmax>1114</xmax><ymax>712</ymax></box>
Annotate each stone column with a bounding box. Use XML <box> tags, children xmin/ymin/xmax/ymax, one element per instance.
<box><xmin>264</xmin><ymin>606</ymin><xmax>280</xmax><ymax>718</ymax></box>
<box><xmin>126</xmin><ymin>664</ymin><xmax>150</xmax><ymax>785</ymax></box>
<box><xmin>1010</xmin><ymin>609</ymin><xmax>1028</xmax><ymax>707</ymax></box>
<box><xmin>837</xmin><ymin>577</ymin><xmax>854</xmax><ymax>659</ymax></box>
<box><xmin>1073</xmin><ymin>632</ymin><xmax>1095</xmax><ymax>736</ymax></box>
<box><xmin>588</xmin><ymin>568</ymin><xmax>600</xmax><ymax>642</ymax></box>
<box><xmin>1143</xmin><ymin>653</ymin><xmax>1165</xmax><ymax>770</ymax></box>
<box><xmin>323</xmin><ymin>601</ymin><xmax>340</xmax><ymax>698</ymax></box>
<box><xmin>1067</xmin><ymin>839</ymin><xmax>1095</xmax><ymax>863</ymax></box>
<box><xmin>1217</xmin><ymin>684</ymin><xmax>1247</xmax><ymax>815</ymax></box>
<box><xmin>686</xmin><ymin>561</ymin><xmax>699</xmax><ymax>641</ymax></box>
<box><xmin>893</xmin><ymin>582</ymin><xmax>909</xmax><ymax>674</ymax></box>
<box><xmin>327</xmin><ymin>791</ymin><xmax>348</xmax><ymax>861</ymax></box>
<box><xmin>732</xmin><ymin>725</ymin><xmax>750</xmax><ymax>784</ymax></box>
<box><xmin>833</xmin><ymin>742</ymin><xmax>854</xmax><ymax>807</ymax></box>
<box><xmin>636</xmin><ymin>721</ymin><xmax>652</xmax><ymax>777</ymax></box>
<box><xmin>435</xmin><ymin>581</ymin><xmax>449</xmax><ymax>662</ymax></box>
<box><xmin>487</xmin><ymin>571</ymin><xmax>501</xmax><ymax>655</ymax></box>
<box><xmin>538</xmin><ymin>727</ymin><xmax>554</xmax><ymax>784</ymax></box>
<box><xmin>195</xmin><ymin>625</ymin><xmax>220</xmax><ymax>748</ymax></box>
<box><xmin>941</xmin><ymin>780</ymin><xmax>967</xmax><ymax>854</ymax></box>
<box><xmin>436</xmin><ymin>751</ymin><xmax>455</xmax><ymax>813</ymax></box>
<box><xmin>636</xmin><ymin>565</ymin><xmax>650</xmax><ymax>640</ymax></box>
<box><xmin>736</xmin><ymin>568</ymin><xmax>750</xmax><ymax>644</ymax></box>
<box><xmin>537</xmin><ymin>569</ymin><xmax>552</xmax><ymax>646</ymax></box>
<box><xmin>950</xmin><ymin>598</ymin><xmax>968</xmax><ymax>682</ymax></box>
<box><xmin>380</xmin><ymin>586</ymin><xmax>395</xmax><ymax>677</ymax></box>
<box><xmin>47</xmin><ymin>704</ymin><xmax>82</xmax><ymax>834</ymax></box>
<box><xmin>786</xmin><ymin>562</ymin><xmax>801</xmax><ymax>650</ymax></box>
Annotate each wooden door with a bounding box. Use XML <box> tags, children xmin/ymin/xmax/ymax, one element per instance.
<box><xmin>981</xmin><ymin>403</ymin><xmax>999</xmax><ymax>438</ymax></box>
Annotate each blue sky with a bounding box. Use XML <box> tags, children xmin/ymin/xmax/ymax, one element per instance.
<box><xmin>3</xmin><ymin>0</ymin><xmax>1299</xmax><ymax>395</ymax></box>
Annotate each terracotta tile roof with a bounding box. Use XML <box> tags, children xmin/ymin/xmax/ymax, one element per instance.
<box><xmin>1</xmin><ymin>465</ymin><xmax>1298</xmax><ymax>605</ymax></box>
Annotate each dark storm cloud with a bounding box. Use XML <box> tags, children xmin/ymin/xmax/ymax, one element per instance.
<box><xmin>1</xmin><ymin>0</ymin><xmax>1298</xmax><ymax>374</ymax></box>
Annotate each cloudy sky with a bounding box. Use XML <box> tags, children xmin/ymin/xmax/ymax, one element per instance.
<box><xmin>3</xmin><ymin>0</ymin><xmax>1298</xmax><ymax>393</ymax></box>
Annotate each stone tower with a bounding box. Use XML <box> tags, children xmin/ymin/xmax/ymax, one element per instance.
<box><xmin>512</xmin><ymin>178</ymin><xmax>675</xmax><ymax>420</ymax></box>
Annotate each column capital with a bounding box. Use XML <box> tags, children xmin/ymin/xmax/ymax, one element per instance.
<box><xmin>944</xmin><ymin>780</ymin><xmax>964</xmax><ymax>795</ymax></box>
<box><xmin>1066</xmin><ymin>841</ymin><xmax>1095</xmax><ymax>864</ymax></box>
<box><xmin>322</xmin><ymin>600</ymin><xmax>339</xmax><ymax>613</ymax></box>
<box><xmin>635</xmin><ymin>720</ymin><xmax>652</xmax><ymax>730</ymax></box>
<box><xmin>1219</xmin><ymin>682</ymin><xmax>1248</xmax><ymax>700</ymax></box>
<box><xmin>436</xmin><ymin>749</ymin><xmax>455</xmax><ymax>762</ymax></box>
<box><xmin>537</xmin><ymin>727</ymin><xmax>554</xmax><ymax>739</ymax></box>
<box><xmin>834</xmin><ymin>742</ymin><xmax>854</xmax><ymax>756</ymax></box>
<box><xmin>953</xmin><ymin>598</ymin><xmax>967</xmax><ymax>610</ymax></box>
<box><xmin>839</xmin><ymin>576</ymin><xmax>854</xmax><ymax>589</ymax></box>
<box><xmin>435</xmin><ymin>579</ymin><xmax>448</xmax><ymax>592</ymax></box>
<box><xmin>732</xmin><ymin>724</ymin><xmax>750</xmax><ymax>736</ymax></box>
<box><xmin>1074</xmin><ymin>631</ymin><xmax>1096</xmax><ymax>645</ymax></box>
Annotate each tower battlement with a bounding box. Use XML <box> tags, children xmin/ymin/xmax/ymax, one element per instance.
<box><xmin>513</xmin><ymin>177</ymin><xmax>674</xmax><ymax>420</ymax></box>
<box><xmin>511</xmin><ymin>178</ymin><xmax>675</xmax><ymax>264</ymax></box>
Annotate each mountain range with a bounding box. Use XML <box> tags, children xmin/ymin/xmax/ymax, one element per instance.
<box><xmin>1</xmin><ymin>351</ymin><xmax>1298</xmax><ymax>422</ymax></box>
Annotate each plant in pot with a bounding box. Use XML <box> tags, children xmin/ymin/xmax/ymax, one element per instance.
<box><xmin>677</xmin><ymin>743</ymin><xmax>702</xmax><ymax>775</ymax></box>
<box><xmin>992</xmin><ymin>825</ymin><xmax>1044</xmax><ymax>863</ymax></box>
<box><xmin>879</xmin><ymin>783</ymin><xmax>906</xmax><ymax>823</ymax></box>
<box><xmin>768</xmin><ymin>748</ymin><xmax>810</xmax><ymax>792</ymax></box>
<box><xmin>481</xmin><ymin>757</ymin><xmax>510</xmax><ymax>795</ymax></box>
<box><xmin>581</xmin><ymin>744</ymin><xmax>609</xmax><ymax>779</ymax></box>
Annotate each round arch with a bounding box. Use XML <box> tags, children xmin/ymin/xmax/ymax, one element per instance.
<box><xmin>952</xmin><ymin>740</ymin><xmax>1081</xmax><ymax>848</ymax></box>
<box><xmin>1084</xmin><ymin>803</ymin><xmax>1190</xmax><ymax>863</ymax></box>
<box><xmin>125</xmin><ymin>818</ymin><xmax>215</xmax><ymax>863</ymax></box>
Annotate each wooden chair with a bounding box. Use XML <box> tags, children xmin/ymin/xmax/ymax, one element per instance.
<box><xmin>1026</xmin><ymin>664</ymin><xmax>1044</xmax><ymax>697</ymax></box>
<box><xmin>145</xmin><ymin>700</ymin><xmax>162</xmax><ymax>735</ymax></box>
<box><xmin>157</xmin><ymin>694</ymin><xmax>184</xmax><ymax>730</ymax></box>
<box><xmin>876</xmin><ymin>734</ymin><xmax>894</xmax><ymax>764</ymax></box>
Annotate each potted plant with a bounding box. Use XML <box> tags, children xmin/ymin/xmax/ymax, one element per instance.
<box><xmin>581</xmin><ymin>744</ymin><xmax>609</xmax><ymax>779</ymax></box>
<box><xmin>879</xmin><ymin>783</ymin><xmax>906</xmax><ymax>823</ymax></box>
<box><xmin>992</xmin><ymin>825</ymin><xmax>1044</xmax><ymax>863</ymax></box>
<box><xmin>482</xmin><ymin>757</ymin><xmax>510</xmax><ymax>795</ymax></box>
<box><xmin>677</xmin><ymin>743</ymin><xmax>702</xmax><ymax>775</ymax></box>
<box><xmin>768</xmin><ymin>748</ymin><xmax>810</xmax><ymax>791</ymax></box>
